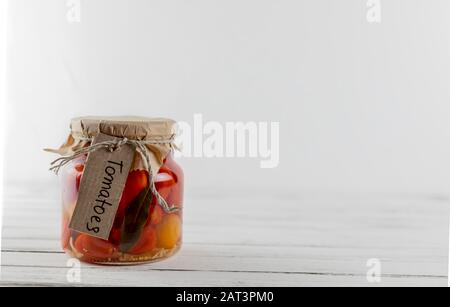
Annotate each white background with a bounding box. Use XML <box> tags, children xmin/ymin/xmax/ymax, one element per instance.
<box><xmin>4</xmin><ymin>0</ymin><xmax>450</xmax><ymax>196</ymax></box>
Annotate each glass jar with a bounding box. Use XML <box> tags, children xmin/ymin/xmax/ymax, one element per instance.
<box><xmin>52</xmin><ymin>117</ymin><xmax>183</xmax><ymax>265</ymax></box>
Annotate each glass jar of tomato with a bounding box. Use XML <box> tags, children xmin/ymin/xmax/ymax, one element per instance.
<box><xmin>53</xmin><ymin>117</ymin><xmax>183</xmax><ymax>265</ymax></box>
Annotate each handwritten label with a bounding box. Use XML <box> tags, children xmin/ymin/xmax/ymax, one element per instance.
<box><xmin>69</xmin><ymin>133</ymin><xmax>135</xmax><ymax>240</ymax></box>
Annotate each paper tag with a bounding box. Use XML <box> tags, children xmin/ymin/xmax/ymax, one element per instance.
<box><xmin>69</xmin><ymin>133</ymin><xmax>135</xmax><ymax>240</ymax></box>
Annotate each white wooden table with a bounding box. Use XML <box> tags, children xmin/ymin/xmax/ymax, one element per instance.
<box><xmin>1</xmin><ymin>183</ymin><xmax>449</xmax><ymax>287</ymax></box>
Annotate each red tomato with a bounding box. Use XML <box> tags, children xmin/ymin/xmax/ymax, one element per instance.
<box><xmin>128</xmin><ymin>227</ymin><xmax>157</xmax><ymax>255</ymax></box>
<box><xmin>159</xmin><ymin>156</ymin><xmax>184</xmax><ymax>207</ymax></box>
<box><xmin>74</xmin><ymin>162</ymin><xmax>85</xmax><ymax>192</ymax></box>
<box><xmin>153</xmin><ymin>165</ymin><xmax>179</xmax><ymax>216</ymax></box>
<box><xmin>75</xmin><ymin>173</ymin><xmax>82</xmax><ymax>191</ymax></box>
<box><xmin>166</xmin><ymin>182</ymin><xmax>183</xmax><ymax>208</ymax></box>
<box><xmin>109</xmin><ymin>226</ymin><xmax>121</xmax><ymax>246</ymax></box>
<box><xmin>74</xmin><ymin>234</ymin><xmax>116</xmax><ymax>260</ymax></box>
<box><xmin>146</xmin><ymin>171</ymin><xmax>175</xmax><ymax>227</ymax></box>
<box><xmin>74</xmin><ymin>163</ymin><xmax>84</xmax><ymax>172</ymax></box>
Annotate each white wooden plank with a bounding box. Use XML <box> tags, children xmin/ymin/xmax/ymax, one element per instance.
<box><xmin>2</xmin><ymin>182</ymin><xmax>449</xmax><ymax>286</ymax></box>
<box><xmin>1</xmin><ymin>245</ymin><xmax>447</xmax><ymax>277</ymax></box>
<box><xmin>0</xmin><ymin>265</ymin><xmax>446</xmax><ymax>287</ymax></box>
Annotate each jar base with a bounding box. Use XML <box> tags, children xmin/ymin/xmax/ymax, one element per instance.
<box><xmin>65</xmin><ymin>243</ymin><xmax>182</xmax><ymax>266</ymax></box>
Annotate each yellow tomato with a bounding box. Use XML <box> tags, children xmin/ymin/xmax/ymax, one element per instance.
<box><xmin>157</xmin><ymin>214</ymin><xmax>181</xmax><ymax>249</ymax></box>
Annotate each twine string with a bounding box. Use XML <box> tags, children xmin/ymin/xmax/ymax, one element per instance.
<box><xmin>49</xmin><ymin>136</ymin><xmax>180</xmax><ymax>214</ymax></box>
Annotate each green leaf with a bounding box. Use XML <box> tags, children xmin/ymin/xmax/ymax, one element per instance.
<box><xmin>119</xmin><ymin>186</ymin><xmax>153</xmax><ymax>253</ymax></box>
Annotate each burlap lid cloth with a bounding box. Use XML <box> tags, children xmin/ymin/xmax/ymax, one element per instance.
<box><xmin>46</xmin><ymin>116</ymin><xmax>180</xmax><ymax>214</ymax></box>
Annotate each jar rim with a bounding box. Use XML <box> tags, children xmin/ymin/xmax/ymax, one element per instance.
<box><xmin>70</xmin><ymin>116</ymin><xmax>177</xmax><ymax>140</ymax></box>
